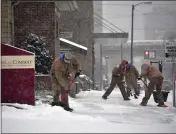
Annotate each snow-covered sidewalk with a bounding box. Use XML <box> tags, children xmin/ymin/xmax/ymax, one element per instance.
<box><xmin>2</xmin><ymin>89</ymin><xmax>176</xmax><ymax>133</ymax></box>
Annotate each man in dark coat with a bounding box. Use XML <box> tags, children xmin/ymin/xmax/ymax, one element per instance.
<box><xmin>102</xmin><ymin>60</ymin><xmax>130</xmax><ymax>100</ymax></box>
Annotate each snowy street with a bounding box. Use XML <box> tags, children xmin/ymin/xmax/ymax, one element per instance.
<box><xmin>2</xmin><ymin>89</ymin><xmax>176</xmax><ymax>133</ymax></box>
<box><xmin>71</xmin><ymin>90</ymin><xmax>176</xmax><ymax>125</ymax></box>
<box><xmin>2</xmin><ymin>0</ymin><xmax>176</xmax><ymax>133</ymax></box>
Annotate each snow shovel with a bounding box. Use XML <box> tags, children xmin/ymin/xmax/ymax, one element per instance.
<box><xmin>139</xmin><ymin>78</ymin><xmax>148</xmax><ymax>88</ymax></box>
<box><xmin>51</xmin><ymin>71</ymin><xmax>81</xmax><ymax>111</ymax></box>
<box><xmin>139</xmin><ymin>78</ymin><xmax>168</xmax><ymax>107</ymax></box>
<box><xmin>51</xmin><ymin>78</ymin><xmax>76</xmax><ymax>111</ymax></box>
<box><xmin>61</xmin><ymin>71</ymin><xmax>81</xmax><ymax>103</ymax></box>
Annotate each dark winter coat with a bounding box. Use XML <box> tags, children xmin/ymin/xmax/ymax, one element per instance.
<box><xmin>112</xmin><ymin>66</ymin><xmax>125</xmax><ymax>80</ymax></box>
<box><xmin>125</xmin><ymin>64</ymin><xmax>139</xmax><ymax>79</ymax></box>
<box><xmin>140</xmin><ymin>63</ymin><xmax>163</xmax><ymax>81</ymax></box>
<box><xmin>50</xmin><ymin>56</ymin><xmax>80</xmax><ymax>90</ymax></box>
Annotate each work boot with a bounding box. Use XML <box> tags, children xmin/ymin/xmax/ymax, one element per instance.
<box><xmin>134</xmin><ymin>94</ymin><xmax>138</xmax><ymax>99</ymax></box>
<box><xmin>51</xmin><ymin>101</ymin><xmax>68</xmax><ymax>107</ymax></box>
<box><xmin>130</xmin><ymin>92</ymin><xmax>133</xmax><ymax>96</ymax></box>
<box><xmin>127</xmin><ymin>92</ymin><xmax>130</xmax><ymax>97</ymax></box>
<box><xmin>126</xmin><ymin>89</ymin><xmax>131</xmax><ymax>97</ymax></box>
<box><xmin>102</xmin><ymin>96</ymin><xmax>108</xmax><ymax>100</ymax></box>
<box><xmin>64</xmin><ymin>105</ymin><xmax>73</xmax><ymax>112</ymax></box>
<box><xmin>140</xmin><ymin>102</ymin><xmax>146</xmax><ymax>106</ymax></box>
<box><xmin>136</xmin><ymin>93</ymin><xmax>140</xmax><ymax>96</ymax></box>
<box><xmin>51</xmin><ymin>101</ymin><xmax>59</xmax><ymax>106</ymax></box>
<box><xmin>157</xmin><ymin>104</ymin><xmax>168</xmax><ymax>107</ymax></box>
<box><xmin>124</xmin><ymin>98</ymin><xmax>131</xmax><ymax>101</ymax></box>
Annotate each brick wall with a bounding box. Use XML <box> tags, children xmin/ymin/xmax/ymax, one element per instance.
<box><xmin>70</xmin><ymin>52</ymin><xmax>87</xmax><ymax>70</ymax></box>
<box><xmin>13</xmin><ymin>2</ymin><xmax>56</xmax><ymax>57</ymax></box>
<box><xmin>54</xmin><ymin>6</ymin><xmax>60</xmax><ymax>58</ymax></box>
<box><xmin>59</xmin><ymin>1</ymin><xmax>94</xmax><ymax>79</ymax></box>
<box><xmin>1</xmin><ymin>0</ymin><xmax>12</xmax><ymax>44</ymax></box>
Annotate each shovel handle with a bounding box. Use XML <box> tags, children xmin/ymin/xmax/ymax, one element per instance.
<box><xmin>140</xmin><ymin>79</ymin><xmax>148</xmax><ymax>88</ymax></box>
<box><xmin>60</xmin><ymin>78</ymin><xmax>76</xmax><ymax>102</ymax></box>
<box><xmin>59</xmin><ymin>73</ymin><xmax>80</xmax><ymax>103</ymax></box>
<box><xmin>65</xmin><ymin>79</ymin><xmax>76</xmax><ymax>94</ymax></box>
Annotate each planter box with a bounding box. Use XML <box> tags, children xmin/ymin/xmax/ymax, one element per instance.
<box><xmin>1</xmin><ymin>44</ymin><xmax>35</xmax><ymax>105</ymax></box>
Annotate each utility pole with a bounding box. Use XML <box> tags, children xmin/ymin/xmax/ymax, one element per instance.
<box><xmin>131</xmin><ymin>2</ymin><xmax>152</xmax><ymax>65</ymax></box>
<box><xmin>131</xmin><ymin>4</ymin><xmax>134</xmax><ymax>65</ymax></box>
<box><xmin>173</xmin><ymin>61</ymin><xmax>176</xmax><ymax>107</ymax></box>
<box><xmin>92</xmin><ymin>42</ymin><xmax>95</xmax><ymax>90</ymax></box>
<box><xmin>105</xmin><ymin>56</ymin><xmax>109</xmax><ymax>84</ymax></box>
<box><xmin>121</xmin><ymin>43</ymin><xmax>123</xmax><ymax>62</ymax></box>
<box><xmin>100</xmin><ymin>44</ymin><xmax>103</xmax><ymax>90</ymax></box>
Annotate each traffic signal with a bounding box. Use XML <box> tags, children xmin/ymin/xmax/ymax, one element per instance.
<box><xmin>159</xmin><ymin>60</ymin><xmax>162</xmax><ymax>73</ymax></box>
<box><xmin>144</xmin><ymin>50</ymin><xmax>156</xmax><ymax>59</ymax></box>
<box><xmin>145</xmin><ymin>51</ymin><xmax>149</xmax><ymax>55</ymax></box>
<box><xmin>144</xmin><ymin>51</ymin><xmax>149</xmax><ymax>59</ymax></box>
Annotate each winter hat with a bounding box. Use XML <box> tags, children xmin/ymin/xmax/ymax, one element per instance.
<box><xmin>60</xmin><ymin>53</ymin><xmax>65</xmax><ymax>62</ymax></box>
<box><xmin>126</xmin><ymin>62</ymin><xmax>132</xmax><ymax>69</ymax></box>
<box><xmin>141</xmin><ymin>63</ymin><xmax>150</xmax><ymax>71</ymax></box>
<box><xmin>64</xmin><ymin>53</ymin><xmax>73</xmax><ymax>63</ymax></box>
<box><xmin>121</xmin><ymin>60</ymin><xmax>128</xmax><ymax>66</ymax></box>
<box><xmin>71</xmin><ymin>58</ymin><xmax>80</xmax><ymax>70</ymax></box>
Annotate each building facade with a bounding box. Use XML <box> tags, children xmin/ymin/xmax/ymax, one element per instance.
<box><xmin>1</xmin><ymin>0</ymin><xmax>13</xmax><ymax>44</ymax></box>
<box><xmin>1</xmin><ymin>0</ymin><xmax>78</xmax><ymax>58</ymax></box>
<box><xmin>144</xmin><ymin>6</ymin><xmax>176</xmax><ymax>40</ymax></box>
<box><xmin>59</xmin><ymin>1</ymin><xmax>94</xmax><ymax>80</ymax></box>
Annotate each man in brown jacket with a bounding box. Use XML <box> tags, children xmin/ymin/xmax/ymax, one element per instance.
<box><xmin>125</xmin><ymin>63</ymin><xmax>140</xmax><ymax>99</ymax></box>
<box><xmin>102</xmin><ymin>60</ymin><xmax>130</xmax><ymax>100</ymax></box>
<box><xmin>50</xmin><ymin>53</ymin><xmax>81</xmax><ymax>111</ymax></box>
<box><xmin>139</xmin><ymin>63</ymin><xmax>166</xmax><ymax>107</ymax></box>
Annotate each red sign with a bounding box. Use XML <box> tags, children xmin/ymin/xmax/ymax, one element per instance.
<box><xmin>145</xmin><ymin>51</ymin><xmax>149</xmax><ymax>55</ymax></box>
<box><xmin>1</xmin><ymin>44</ymin><xmax>35</xmax><ymax>105</ymax></box>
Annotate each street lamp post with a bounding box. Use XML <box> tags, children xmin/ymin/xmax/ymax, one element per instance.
<box><xmin>100</xmin><ymin>44</ymin><xmax>103</xmax><ymax>90</ymax></box>
<box><xmin>105</xmin><ymin>56</ymin><xmax>109</xmax><ymax>84</ymax></box>
<box><xmin>121</xmin><ymin>43</ymin><xmax>123</xmax><ymax>62</ymax></box>
<box><xmin>131</xmin><ymin>5</ymin><xmax>134</xmax><ymax>65</ymax></box>
<box><xmin>131</xmin><ymin>2</ymin><xmax>152</xmax><ymax>65</ymax></box>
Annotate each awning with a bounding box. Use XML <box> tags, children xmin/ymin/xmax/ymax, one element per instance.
<box><xmin>60</xmin><ymin>38</ymin><xmax>88</xmax><ymax>51</ymax></box>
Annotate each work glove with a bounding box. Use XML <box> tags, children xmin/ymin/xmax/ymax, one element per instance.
<box><xmin>75</xmin><ymin>70</ymin><xmax>81</xmax><ymax>78</ymax></box>
<box><xmin>137</xmin><ymin>77</ymin><xmax>141</xmax><ymax>80</ymax></box>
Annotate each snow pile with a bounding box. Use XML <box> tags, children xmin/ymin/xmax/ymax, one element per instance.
<box><xmin>2</xmin><ymin>102</ymin><xmax>108</xmax><ymax>133</ymax></box>
<box><xmin>2</xmin><ymin>104</ymin><xmax>106</xmax><ymax>122</ymax></box>
<box><xmin>2</xmin><ymin>103</ymin><xmax>176</xmax><ymax>133</ymax></box>
<box><xmin>2</xmin><ymin>90</ymin><xmax>176</xmax><ymax>133</ymax></box>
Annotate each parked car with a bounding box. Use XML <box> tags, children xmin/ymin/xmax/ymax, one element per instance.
<box><xmin>69</xmin><ymin>74</ymin><xmax>92</xmax><ymax>98</ymax></box>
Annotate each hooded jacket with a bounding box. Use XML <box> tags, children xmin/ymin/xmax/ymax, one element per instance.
<box><xmin>125</xmin><ymin>64</ymin><xmax>139</xmax><ymax>79</ymax></box>
<box><xmin>111</xmin><ymin>60</ymin><xmax>128</xmax><ymax>80</ymax></box>
<box><xmin>50</xmin><ymin>55</ymin><xmax>80</xmax><ymax>89</ymax></box>
<box><xmin>140</xmin><ymin>63</ymin><xmax>163</xmax><ymax>80</ymax></box>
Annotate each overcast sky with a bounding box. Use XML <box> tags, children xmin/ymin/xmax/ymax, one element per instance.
<box><xmin>94</xmin><ymin>1</ymin><xmax>176</xmax><ymax>40</ymax></box>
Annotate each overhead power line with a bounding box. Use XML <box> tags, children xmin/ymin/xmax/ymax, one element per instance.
<box><xmin>81</xmin><ymin>3</ymin><xmax>127</xmax><ymax>33</ymax></box>
<box><xmin>93</xmin><ymin>12</ymin><xmax>126</xmax><ymax>33</ymax></box>
<box><xmin>94</xmin><ymin>16</ymin><xmax>118</xmax><ymax>33</ymax></box>
<box><xmin>135</xmin><ymin>8</ymin><xmax>171</xmax><ymax>26</ymax></box>
<box><xmin>75</xmin><ymin>8</ymin><xmax>118</xmax><ymax>33</ymax></box>
<box><xmin>94</xmin><ymin>3</ymin><xmax>176</xmax><ymax>6</ymax></box>
<box><xmin>94</xmin><ymin>18</ymin><xmax>117</xmax><ymax>33</ymax></box>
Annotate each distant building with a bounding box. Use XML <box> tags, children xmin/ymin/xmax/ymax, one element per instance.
<box><xmin>1</xmin><ymin>0</ymin><xmax>13</xmax><ymax>44</ymax></box>
<box><xmin>144</xmin><ymin>6</ymin><xmax>176</xmax><ymax>40</ymax></box>
<box><xmin>1</xmin><ymin>0</ymin><xmax>78</xmax><ymax>58</ymax></box>
<box><xmin>59</xmin><ymin>1</ymin><xmax>94</xmax><ymax>80</ymax></box>
<box><xmin>60</xmin><ymin>38</ymin><xmax>87</xmax><ymax>70</ymax></box>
